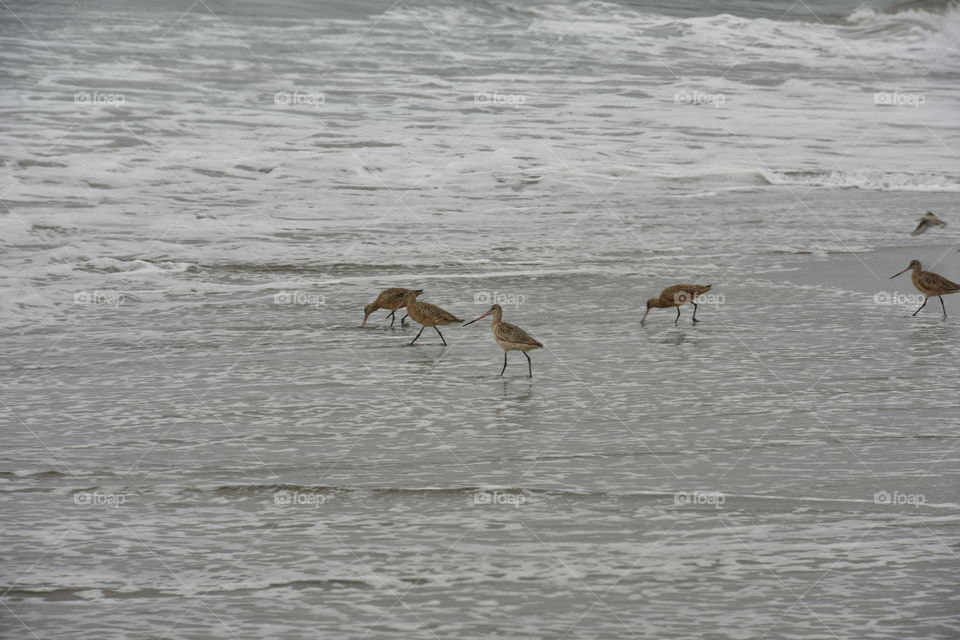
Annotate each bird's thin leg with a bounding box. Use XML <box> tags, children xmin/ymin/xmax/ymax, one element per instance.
<box><xmin>912</xmin><ymin>297</ymin><xmax>928</xmax><ymax>317</ymax></box>
<box><xmin>939</xmin><ymin>295</ymin><xmax>947</xmax><ymax>318</ymax></box>
<box><xmin>387</xmin><ymin>310</ymin><xmax>396</xmax><ymax>327</ymax></box>
<box><xmin>691</xmin><ymin>302</ymin><xmax>699</xmax><ymax>323</ymax></box>
<box><xmin>409</xmin><ymin>327</ymin><xmax>424</xmax><ymax>345</ymax></box>
<box><xmin>434</xmin><ymin>326</ymin><xmax>447</xmax><ymax>346</ymax></box>
<box><xmin>674</xmin><ymin>307</ymin><xmax>681</xmax><ymax>324</ymax></box>
<box><xmin>523</xmin><ymin>351</ymin><xmax>532</xmax><ymax>378</ymax></box>
<box><xmin>500</xmin><ymin>352</ymin><xmax>508</xmax><ymax>376</ymax></box>
<box><xmin>400</xmin><ymin>314</ymin><xmax>409</xmax><ymax>327</ymax></box>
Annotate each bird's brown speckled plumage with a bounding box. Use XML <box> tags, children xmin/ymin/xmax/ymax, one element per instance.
<box><xmin>890</xmin><ymin>260</ymin><xmax>960</xmax><ymax>318</ymax></box>
<box><xmin>405</xmin><ymin>290</ymin><xmax>462</xmax><ymax>346</ymax></box>
<box><xmin>464</xmin><ymin>304</ymin><xmax>542</xmax><ymax>377</ymax></box>
<box><xmin>641</xmin><ymin>284</ymin><xmax>712</xmax><ymax>325</ymax></box>
<box><xmin>361</xmin><ymin>288</ymin><xmax>423</xmax><ymax>327</ymax></box>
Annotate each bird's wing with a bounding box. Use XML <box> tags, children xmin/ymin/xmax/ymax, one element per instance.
<box><xmin>911</xmin><ymin>218</ymin><xmax>928</xmax><ymax>236</ymax></box>
<box><xmin>660</xmin><ymin>285</ymin><xmax>686</xmax><ymax>303</ymax></box>
<box><xmin>662</xmin><ymin>284</ymin><xmax>709</xmax><ymax>304</ymax></box>
<box><xmin>919</xmin><ymin>272</ymin><xmax>960</xmax><ymax>293</ymax></box>
<box><xmin>421</xmin><ymin>302</ymin><xmax>462</xmax><ymax>322</ymax></box>
<box><xmin>381</xmin><ymin>288</ymin><xmax>408</xmax><ymax>305</ymax></box>
<box><xmin>496</xmin><ymin>322</ymin><xmax>543</xmax><ymax>347</ymax></box>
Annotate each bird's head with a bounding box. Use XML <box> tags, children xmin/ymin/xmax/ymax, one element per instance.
<box><xmin>361</xmin><ymin>302</ymin><xmax>377</xmax><ymax>327</ymax></box>
<box><xmin>890</xmin><ymin>260</ymin><xmax>921</xmax><ymax>279</ymax></box>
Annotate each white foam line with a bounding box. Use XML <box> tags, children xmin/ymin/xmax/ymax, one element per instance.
<box><xmin>317</xmin><ymin>267</ymin><xmax>626</xmax><ymax>285</ymax></box>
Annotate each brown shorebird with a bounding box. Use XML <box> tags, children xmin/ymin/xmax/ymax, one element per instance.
<box><xmin>641</xmin><ymin>284</ymin><xmax>712</xmax><ymax>326</ymax></box>
<box><xmin>362</xmin><ymin>288</ymin><xmax>423</xmax><ymax>327</ymax></box>
<box><xmin>464</xmin><ymin>304</ymin><xmax>543</xmax><ymax>377</ymax></box>
<box><xmin>890</xmin><ymin>260</ymin><xmax>960</xmax><ymax>318</ymax></box>
<box><xmin>911</xmin><ymin>212</ymin><xmax>946</xmax><ymax>236</ymax></box>
<box><xmin>405</xmin><ymin>290</ymin><xmax>462</xmax><ymax>346</ymax></box>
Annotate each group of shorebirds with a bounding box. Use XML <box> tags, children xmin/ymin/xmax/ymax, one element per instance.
<box><xmin>359</xmin><ymin>283</ymin><xmax>712</xmax><ymax>378</ymax></box>
<box><xmin>358</xmin><ymin>212</ymin><xmax>959</xmax><ymax>377</ymax></box>
<box><xmin>361</xmin><ymin>287</ymin><xmax>546</xmax><ymax>377</ymax></box>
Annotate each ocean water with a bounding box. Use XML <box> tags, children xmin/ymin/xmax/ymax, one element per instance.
<box><xmin>2</xmin><ymin>0</ymin><xmax>960</xmax><ymax>638</ymax></box>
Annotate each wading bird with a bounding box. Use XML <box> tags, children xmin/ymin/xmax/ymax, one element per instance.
<box><xmin>890</xmin><ymin>260</ymin><xmax>960</xmax><ymax>318</ymax></box>
<box><xmin>361</xmin><ymin>288</ymin><xmax>423</xmax><ymax>327</ymax></box>
<box><xmin>641</xmin><ymin>284</ymin><xmax>712</xmax><ymax>326</ymax></box>
<box><xmin>911</xmin><ymin>212</ymin><xmax>946</xmax><ymax>236</ymax></box>
<box><xmin>464</xmin><ymin>304</ymin><xmax>542</xmax><ymax>377</ymax></box>
<box><xmin>405</xmin><ymin>290</ymin><xmax>462</xmax><ymax>346</ymax></box>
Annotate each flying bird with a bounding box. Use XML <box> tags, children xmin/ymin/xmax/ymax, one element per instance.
<box><xmin>910</xmin><ymin>212</ymin><xmax>946</xmax><ymax>236</ymax></box>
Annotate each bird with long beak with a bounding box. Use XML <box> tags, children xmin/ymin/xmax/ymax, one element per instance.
<box><xmin>890</xmin><ymin>259</ymin><xmax>960</xmax><ymax>318</ymax></box>
<box><xmin>910</xmin><ymin>212</ymin><xmax>946</xmax><ymax>236</ymax></box>
<box><xmin>463</xmin><ymin>304</ymin><xmax>543</xmax><ymax>377</ymax></box>
<box><xmin>361</xmin><ymin>288</ymin><xmax>423</xmax><ymax>327</ymax></box>
<box><xmin>404</xmin><ymin>290</ymin><xmax>462</xmax><ymax>346</ymax></box>
<box><xmin>641</xmin><ymin>284</ymin><xmax>712</xmax><ymax>326</ymax></box>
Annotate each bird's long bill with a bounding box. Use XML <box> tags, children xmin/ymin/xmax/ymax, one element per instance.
<box><xmin>463</xmin><ymin>310</ymin><xmax>492</xmax><ymax>326</ymax></box>
<box><xmin>640</xmin><ymin>308</ymin><xmax>650</xmax><ymax>325</ymax></box>
<box><xmin>890</xmin><ymin>267</ymin><xmax>910</xmax><ymax>279</ymax></box>
<box><xmin>360</xmin><ymin>314</ymin><xmax>371</xmax><ymax>327</ymax></box>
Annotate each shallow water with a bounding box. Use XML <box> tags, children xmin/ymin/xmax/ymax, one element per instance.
<box><xmin>2</xmin><ymin>0</ymin><xmax>960</xmax><ymax>638</ymax></box>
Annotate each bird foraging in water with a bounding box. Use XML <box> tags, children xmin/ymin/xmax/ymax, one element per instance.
<box><xmin>641</xmin><ymin>284</ymin><xmax>712</xmax><ymax>326</ymax></box>
<box><xmin>464</xmin><ymin>304</ymin><xmax>543</xmax><ymax>377</ymax></box>
<box><xmin>361</xmin><ymin>288</ymin><xmax>423</xmax><ymax>327</ymax></box>
<box><xmin>404</xmin><ymin>290</ymin><xmax>462</xmax><ymax>346</ymax></box>
<box><xmin>890</xmin><ymin>260</ymin><xmax>960</xmax><ymax>318</ymax></box>
<box><xmin>911</xmin><ymin>212</ymin><xmax>946</xmax><ymax>236</ymax></box>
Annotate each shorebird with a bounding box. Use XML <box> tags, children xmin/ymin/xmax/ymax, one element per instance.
<box><xmin>361</xmin><ymin>288</ymin><xmax>423</xmax><ymax>327</ymax></box>
<box><xmin>405</xmin><ymin>290</ymin><xmax>462</xmax><ymax>346</ymax></box>
<box><xmin>641</xmin><ymin>284</ymin><xmax>712</xmax><ymax>326</ymax></box>
<box><xmin>890</xmin><ymin>260</ymin><xmax>960</xmax><ymax>318</ymax></box>
<box><xmin>911</xmin><ymin>212</ymin><xmax>946</xmax><ymax>236</ymax></box>
<box><xmin>464</xmin><ymin>304</ymin><xmax>543</xmax><ymax>377</ymax></box>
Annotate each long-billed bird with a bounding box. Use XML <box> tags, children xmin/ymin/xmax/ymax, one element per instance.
<box><xmin>641</xmin><ymin>284</ymin><xmax>713</xmax><ymax>326</ymax></box>
<box><xmin>405</xmin><ymin>290</ymin><xmax>462</xmax><ymax>346</ymax></box>
<box><xmin>464</xmin><ymin>304</ymin><xmax>543</xmax><ymax>377</ymax></box>
<box><xmin>361</xmin><ymin>288</ymin><xmax>423</xmax><ymax>327</ymax></box>
<box><xmin>890</xmin><ymin>260</ymin><xmax>960</xmax><ymax>318</ymax></box>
